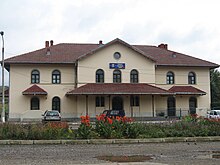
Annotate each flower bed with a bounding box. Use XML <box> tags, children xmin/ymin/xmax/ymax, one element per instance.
<box><xmin>76</xmin><ymin>114</ymin><xmax>220</xmax><ymax>139</ymax></box>
<box><xmin>0</xmin><ymin>114</ymin><xmax>220</xmax><ymax>140</ymax></box>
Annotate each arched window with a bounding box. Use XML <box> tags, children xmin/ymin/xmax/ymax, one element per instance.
<box><xmin>189</xmin><ymin>97</ymin><xmax>197</xmax><ymax>114</ymax></box>
<box><xmin>96</xmin><ymin>69</ymin><xmax>104</xmax><ymax>83</ymax></box>
<box><xmin>166</xmin><ymin>71</ymin><xmax>175</xmax><ymax>84</ymax></box>
<box><xmin>188</xmin><ymin>72</ymin><xmax>196</xmax><ymax>84</ymax></box>
<box><xmin>113</xmin><ymin>70</ymin><xmax>121</xmax><ymax>83</ymax></box>
<box><xmin>130</xmin><ymin>69</ymin><xmax>139</xmax><ymax>83</ymax></box>
<box><xmin>31</xmin><ymin>97</ymin><xmax>39</xmax><ymax>110</ymax></box>
<box><xmin>52</xmin><ymin>70</ymin><xmax>61</xmax><ymax>84</ymax></box>
<box><xmin>52</xmin><ymin>97</ymin><xmax>60</xmax><ymax>112</ymax></box>
<box><xmin>31</xmin><ymin>70</ymin><xmax>40</xmax><ymax>84</ymax></box>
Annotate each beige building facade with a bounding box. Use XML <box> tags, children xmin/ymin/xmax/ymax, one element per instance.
<box><xmin>5</xmin><ymin>39</ymin><xmax>219</xmax><ymax>121</ymax></box>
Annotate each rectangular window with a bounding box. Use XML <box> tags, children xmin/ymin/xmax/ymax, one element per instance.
<box><xmin>96</xmin><ymin>96</ymin><xmax>105</xmax><ymax>107</ymax></box>
<box><xmin>130</xmin><ymin>96</ymin><xmax>140</xmax><ymax>106</ymax></box>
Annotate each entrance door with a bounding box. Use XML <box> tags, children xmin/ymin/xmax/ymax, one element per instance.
<box><xmin>189</xmin><ymin>97</ymin><xmax>197</xmax><ymax>114</ymax></box>
<box><xmin>112</xmin><ymin>96</ymin><xmax>123</xmax><ymax>110</ymax></box>
<box><xmin>167</xmin><ymin>97</ymin><xmax>176</xmax><ymax>116</ymax></box>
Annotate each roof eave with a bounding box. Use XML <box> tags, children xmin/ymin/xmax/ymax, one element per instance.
<box><xmin>22</xmin><ymin>92</ymin><xmax>48</xmax><ymax>95</ymax></box>
<box><xmin>66</xmin><ymin>92</ymin><xmax>173</xmax><ymax>95</ymax></box>
<box><xmin>174</xmin><ymin>92</ymin><xmax>206</xmax><ymax>95</ymax></box>
<box><xmin>156</xmin><ymin>64</ymin><xmax>219</xmax><ymax>68</ymax></box>
<box><xmin>5</xmin><ymin>61</ymin><xmax>75</xmax><ymax>65</ymax></box>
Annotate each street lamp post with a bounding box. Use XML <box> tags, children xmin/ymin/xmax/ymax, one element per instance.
<box><xmin>0</xmin><ymin>31</ymin><xmax>5</xmax><ymax>123</ymax></box>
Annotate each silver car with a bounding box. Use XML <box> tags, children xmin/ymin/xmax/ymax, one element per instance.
<box><xmin>42</xmin><ymin>110</ymin><xmax>61</xmax><ymax>122</ymax></box>
<box><xmin>207</xmin><ymin>110</ymin><xmax>220</xmax><ymax>119</ymax></box>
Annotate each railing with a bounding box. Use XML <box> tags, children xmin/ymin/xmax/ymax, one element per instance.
<box><xmin>155</xmin><ymin>108</ymin><xmax>193</xmax><ymax>119</ymax></box>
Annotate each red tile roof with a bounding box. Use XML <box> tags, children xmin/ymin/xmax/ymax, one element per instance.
<box><xmin>135</xmin><ymin>45</ymin><xmax>218</xmax><ymax>68</ymax></box>
<box><xmin>168</xmin><ymin>86</ymin><xmax>206</xmax><ymax>95</ymax></box>
<box><xmin>5</xmin><ymin>43</ymin><xmax>99</xmax><ymax>64</ymax></box>
<box><xmin>5</xmin><ymin>38</ymin><xmax>219</xmax><ymax>68</ymax></box>
<box><xmin>66</xmin><ymin>83</ymin><xmax>172</xmax><ymax>95</ymax></box>
<box><xmin>22</xmin><ymin>85</ymin><xmax>47</xmax><ymax>95</ymax></box>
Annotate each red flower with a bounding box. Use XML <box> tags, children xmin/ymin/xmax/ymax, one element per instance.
<box><xmin>107</xmin><ymin>117</ymin><xmax>113</xmax><ymax>124</ymax></box>
<box><xmin>80</xmin><ymin>115</ymin><xmax>90</xmax><ymax>126</ymax></box>
<box><xmin>96</xmin><ymin>114</ymin><xmax>106</xmax><ymax>121</ymax></box>
<box><xmin>116</xmin><ymin>116</ymin><xmax>121</xmax><ymax>121</ymax></box>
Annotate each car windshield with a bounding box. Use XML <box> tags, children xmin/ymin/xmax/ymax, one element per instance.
<box><xmin>46</xmin><ymin>111</ymin><xmax>59</xmax><ymax>116</ymax></box>
<box><xmin>110</xmin><ymin>110</ymin><xmax>119</xmax><ymax>115</ymax></box>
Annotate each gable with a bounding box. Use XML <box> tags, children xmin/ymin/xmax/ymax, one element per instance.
<box><xmin>78</xmin><ymin>41</ymin><xmax>156</xmax><ymax>71</ymax></box>
<box><xmin>77</xmin><ymin>42</ymin><xmax>156</xmax><ymax>84</ymax></box>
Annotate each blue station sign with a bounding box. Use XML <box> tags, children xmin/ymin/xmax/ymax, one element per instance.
<box><xmin>109</xmin><ymin>63</ymin><xmax>125</xmax><ymax>69</ymax></box>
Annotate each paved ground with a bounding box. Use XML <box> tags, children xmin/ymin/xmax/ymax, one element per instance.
<box><xmin>0</xmin><ymin>142</ymin><xmax>219</xmax><ymax>165</ymax></box>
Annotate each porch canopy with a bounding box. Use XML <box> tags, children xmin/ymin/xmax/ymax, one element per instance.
<box><xmin>66</xmin><ymin>83</ymin><xmax>173</xmax><ymax>95</ymax></box>
<box><xmin>22</xmin><ymin>85</ymin><xmax>48</xmax><ymax>95</ymax></box>
<box><xmin>168</xmin><ymin>86</ymin><xmax>206</xmax><ymax>95</ymax></box>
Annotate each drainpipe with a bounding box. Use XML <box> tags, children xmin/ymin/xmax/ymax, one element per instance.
<box><xmin>1</xmin><ymin>31</ymin><xmax>5</xmax><ymax>122</ymax></box>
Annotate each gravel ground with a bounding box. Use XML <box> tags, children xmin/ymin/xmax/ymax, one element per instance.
<box><xmin>0</xmin><ymin>142</ymin><xmax>219</xmax><ymax>165</ymax></box>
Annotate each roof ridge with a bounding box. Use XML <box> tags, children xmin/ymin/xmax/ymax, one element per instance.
<box><xmin>57</xmin><ymin>43</ymin><xmax>99</xmax><ymax>45</ymax></box>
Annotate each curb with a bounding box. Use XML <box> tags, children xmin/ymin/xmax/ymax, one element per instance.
<box><xmin>0</xmin><ymin>136</ymin><xmax>220</xmax><ymax>145</ymax></box>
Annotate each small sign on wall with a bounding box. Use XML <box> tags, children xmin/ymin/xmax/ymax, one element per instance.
<box><xmin>109</xmin><ymin>63</ymin><xmax>125</xmax><ymax>69</ymax></box>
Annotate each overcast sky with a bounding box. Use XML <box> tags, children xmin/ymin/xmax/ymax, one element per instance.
<box><xmin>1</xmin><ymin>0</ymin><xmax>220</xmax><ymax>85</ymax></box>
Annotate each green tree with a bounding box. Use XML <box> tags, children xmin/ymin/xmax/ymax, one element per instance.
<box><xmin>210</xmin><ymin>69</ymin><xmax>220</xmax><ymax>109</ymax></box>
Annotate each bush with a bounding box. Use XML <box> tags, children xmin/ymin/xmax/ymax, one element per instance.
<box><xmin>0</xmin><ymin>123</ymin><xmax>29</xmax><ymax>139</ymax></box>
<box><xmin>126</xmin><ymin>123</ymin><xmax>144</xmax><ymax>138</ymax></box>
<box><xmin>77</xmin><ymin>115</ymin><xmax>93</xmax><ymax>139</ymax></box>
<box><xmin>0</xmin><ymin>122</ymin><xmax>72</xmax><ymax>140</ymax></box>
<box><xmin>95</xmin><ymin>114</ymin><xmax>133</xmax><ymax>139</ymax></box>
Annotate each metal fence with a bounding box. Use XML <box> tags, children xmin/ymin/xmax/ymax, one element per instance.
<box><xmin>155</xmin><ymin>108</ymin><xmax>192</xmax><ymax>118</ymax></box>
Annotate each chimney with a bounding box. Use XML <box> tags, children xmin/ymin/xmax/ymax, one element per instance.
<box><xmin>46</xmin><ymin>48</ymin><xmax>51</xmax><ymax>55</ymax></box>
<box><xmin>50</xmin><ymin>40</ymin><xmax>54</xmax><ymax>46</ymax></box>
<box><xmin>99</xmin><ymin>40</ymin><xmax>103</xmax><ymax>45</ymax></box>
<box><xmin>45</xmin><ymin>41</ymin><xmax>49</xmax><ymax>48</ymax></box>
<box><xmin>158</xmin><ymin>43</ymin><xmax>168</xmax><ymax>50</ymax></box>
<box><xmin>164</xmin><ymin>44</ymin><xmax>168</xmax><ymax>50</ymax></box>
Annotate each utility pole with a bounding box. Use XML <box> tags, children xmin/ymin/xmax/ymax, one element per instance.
<box><xmin>0</xmin><ymin>31</ymin><xmax>5</xmax><ymax>123</ymax></box>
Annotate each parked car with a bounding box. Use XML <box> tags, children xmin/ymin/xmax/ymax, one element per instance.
<box><xmin>42</xmin><ymin>110</ymin><xmax>61</xmax><ymax>122</ymax></box>
<box><xmin>207</xmin><ymin>110</ymin><xmax>220</xmax><ymax>119</ymax></box>
<box><xmin>102</xmin><ymin>109</ymin><xmax>125</xmax><ymax>118</ymax></box>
